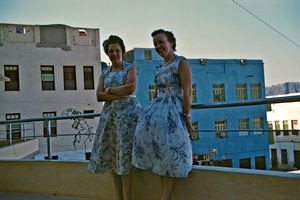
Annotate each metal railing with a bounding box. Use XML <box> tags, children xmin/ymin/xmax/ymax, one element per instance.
<box><xmin>0</xmin><ymin>95</ymin><xmax>299</xmax><ymax>160</ymax></box>
<box><xmin>0</xmin><ymin>113</ymin><xmax>100</xmax><ymax>160</ymax></box>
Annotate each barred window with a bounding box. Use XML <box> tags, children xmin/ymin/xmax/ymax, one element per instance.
<box><xmin>236</xmin><ymin>83</ymin><xmax>247</xmax><ymax>100</ymax></box>
<box><xmin>292</xmin><ymin>120</ymin><xmax>299</xmax><ymax>135</ymax></box>
<box><xmin>238</xmin><ymin>118</ymin><xmax>249</xmax><ymax>136</ymax></box>
<box><xmin>149</xmin><ymin>84</ymin><xmax>156</xmax><ymax>101</ymax></box>
<box><xmin>215</xmin><ymin>120</ymin><xmax>227</xmax><ymax>138</ymax></box>
<box><xmin>213</xmin><ymin>84</ymin><xmax>225</xmax><ymax>102</ymax></box>
<box><xmin>250</xmin><ymin>83</ymin><xmax>261</xmax><ymax>99</ymax></box>
<box><xmin>192</xmin><ymin>84</ymin><xmax>197</xmax><ymax>103</ymax></box>
<box><xmin>275</xmin><ymin>121</ymin><xmax>281</xmax><ymax>136</ymax></box>
<box><xmin>144</xmin><ymin>50</ymin><xmax>152</xmax><ymax>60</ymax></box>
<box><xmin>253</xmin><ymin>117</ymin><xmax>263</xmax><ymax>135</ymax></box>
<box><xmin>190</xmin><ymin>121</ymin><xmax>199</xmax><ymax>141</ymax></box>
<box><xmin>283</xmin><ymin>120</ymin><xmax>289</xmax><ymax>136</ymax></box>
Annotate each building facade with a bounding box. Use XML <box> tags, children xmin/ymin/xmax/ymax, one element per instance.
<box><xmin>0</xmin><ymin>23</ymin><xmax>102</xmax><ymax>155</ymax></box>
<box><xmin>124</xmin><ymin>48</ymin><xmax>271</xmax><ymax>169</ymax></box>
<box><xmin>267</xmin><ymin>93</ymin><xmax>300</xmax><ymax>170</ymax></box>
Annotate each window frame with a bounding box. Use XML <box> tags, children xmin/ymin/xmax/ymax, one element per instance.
<box><xmin>213</xmin><ymin>83</ymin><xmax>225</xmax><ymax>102</ymax></box>
<box><xmin>43</xmin><ymin>112</ymin><xmax>57</xmax><ymax>137</ymax></box>
<box><xmin>4</xmin><ymin>65</ymin><xmax>20</xmax><ymax>91</ymax></box>
<box><xmin>63</xmin><ymin>66</ymin><xmax>77</xmax><ymax>90</ymax></box>
<box><xmin>41</xmin><ymin>65</ymin><xmax>55</xmax><ymax>90</ymax></box>
<box><xmin>83</xmin><ymin>66</ymin><xmax>94</xmax><ymax>90</ymax></box>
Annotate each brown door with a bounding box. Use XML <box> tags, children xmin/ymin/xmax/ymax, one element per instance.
<box><xmin>294</xmin><ymin>150</ymin><xmax>300</xmax><ymax>169</ymax></box>
<box><xmin>255</xmin><ymin>156</ymin><xmax>266</xmax><ymax>170</ymax></box>
<box><xmin>271</xmin><ymin>149</ymin><xmax>278</xmax><ymax>170</ymax></box>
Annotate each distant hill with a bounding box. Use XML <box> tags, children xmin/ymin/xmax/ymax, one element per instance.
<box><xmin>266</xmin><ymin>82</ymin><xmax>300</xmax><ymax>96</ymax></box>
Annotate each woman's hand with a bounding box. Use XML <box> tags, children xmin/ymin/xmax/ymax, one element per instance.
<box><xmin>104</xmin><ymin>87</ymin><xmax>110</xmax><ymax>94</ymax></box>
<box><xmin>185</xmin><ymin>115</ymin><xmax>194</xmax><ymax>134</ymax></box>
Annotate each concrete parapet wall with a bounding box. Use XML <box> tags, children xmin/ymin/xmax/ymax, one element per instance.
<box><xmin>0</xmin><ymin>139</ymin><xmax>38</xmax><ymax>159</ymax></box>
<box><xmin>0</xmin><ymin>161</ymin><xmax>299</xmax><ymax>200</ymax></box>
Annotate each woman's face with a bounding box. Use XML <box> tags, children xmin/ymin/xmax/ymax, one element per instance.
<box><xmin>153</xmin><ymin>33</ymin><xmax>174</xmax><ymax>58</ymax></box>
<box><xmin>107</xmin><ymin>43</ymin><xmax>123</xmax><ymax>64</ymax></box>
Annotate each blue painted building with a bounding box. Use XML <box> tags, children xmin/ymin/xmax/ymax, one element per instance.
<box><xmin>124</xmin><ymin>48</ymin><xmax>271</xmax><ymax>170</ymax></box>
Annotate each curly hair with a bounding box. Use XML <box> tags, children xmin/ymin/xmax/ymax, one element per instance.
<box><xmin>151</xmin><ymin>29</ymin><xmax>176</xmax><ymax>51</ymax></box>
<box><xmin>103</xmin><ymin>35</ymin><xmax>126</xmax><ymax>55</ymax></box>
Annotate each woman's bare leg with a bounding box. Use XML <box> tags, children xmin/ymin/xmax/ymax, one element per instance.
<box><xmin>121</xmin><ymin>174</ymin><xmax>132</xmax><ymax>200</ymax></box>
<box><xmin>161</xmin><ymin>176</ymin><xmax>174</xmax><ymax>200</ymax></box>
<box><xmin>111</xmin><ymin>173</ymin><xmax>123</xmax><ymax>200</ymax></box>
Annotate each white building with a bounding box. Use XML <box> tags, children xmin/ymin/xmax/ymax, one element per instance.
<box><xmin>267</xmin><ymin>93</ymin><xmax>300</xmax><ymax>170</ymax></box>
<box><xmin>0</xmin><ymin>23</ymin><xmax>102</xmax><ymax>157</ymax></box>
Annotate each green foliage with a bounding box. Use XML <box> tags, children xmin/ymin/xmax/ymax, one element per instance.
<box><xmin>61</xmin><ymin>108</ymin><xmax>94</xmax><ymax>151</ymax></box>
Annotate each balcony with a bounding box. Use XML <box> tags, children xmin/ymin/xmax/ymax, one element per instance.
<box><xmin>0</xmin><ymin>96</ymin><xmax>300</xmax><ymax>199</ymax></box>
<box><xmin>0</xmin><ymin>160</ymin><xmax>300</xmax><ymax>200</ymax></box>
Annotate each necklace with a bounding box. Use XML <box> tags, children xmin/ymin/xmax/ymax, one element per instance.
<box><xmin>162</xmin><ymin>54</ymin><xmax>176</xmax><ymax>67</ymax></box>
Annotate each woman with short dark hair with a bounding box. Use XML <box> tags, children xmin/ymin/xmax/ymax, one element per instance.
<box><xmin>88</xmin><ymin>35</ymin><xmax>141</xmax><ymax>200</ymax></box>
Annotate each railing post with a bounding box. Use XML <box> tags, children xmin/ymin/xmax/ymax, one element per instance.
<box><xmin>23</xmin><ymin>123</ymin><xmax>26</xmax><ymax>141</ymax></box>
<box><xmin>9</xmin><ymin>124</ymin><xmax>12</xmax><ymax>145</ymax></box>
<box><xmin>46</xmin><ymin>120</ymin><xmax>52</xmax><ymax>160</ymax></box>
<box><xmin>33</xmin><ymin>123</ymin><xmax>36</xmax><ymax>139</ymax></box>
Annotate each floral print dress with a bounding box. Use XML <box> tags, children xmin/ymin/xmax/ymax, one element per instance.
<box><xmin>88</xmin><ymin>62</ymin><xmax>141</xmax><ymax>175</ymax></box>
<box><xmin>132</xmin><ymin>56</ymin><xmax>192</xmax><ymax>178</ymax></box>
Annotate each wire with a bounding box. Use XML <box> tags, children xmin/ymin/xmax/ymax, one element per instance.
<box><xmin>232</xmin><ymin>0</ymin><xmax>300</xmax><ymax>49</ymax></box>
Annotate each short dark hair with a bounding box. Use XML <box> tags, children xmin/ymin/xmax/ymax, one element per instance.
<box><xmin>103</xmin><ymin>35</ymin><xmax>126</xmax><ymax>55</ymax></box>
<box><xmin>151</xmin><ymin>29</ymin><xmax>176</xmax><ymax>51</ymax></box>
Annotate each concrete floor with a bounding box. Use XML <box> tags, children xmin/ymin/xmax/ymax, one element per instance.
<box><xmin>0</xmin><ymin>192</ymin><xmax>92</xmax><ymax>200</ymax></box>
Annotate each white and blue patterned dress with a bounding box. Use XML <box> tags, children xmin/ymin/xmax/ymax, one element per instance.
<box><xmin>132</xmin><ymin>56</ymin><xmax>192</xmax><ymax>178</ymax></box>
<box><xmin>88</xmin><ymin>62</ymin><xmax>141</xmax><ymax>175</ymax></box>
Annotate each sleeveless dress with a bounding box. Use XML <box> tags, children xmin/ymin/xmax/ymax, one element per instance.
<box><xmin>88</xmin><ymin>62</ymin><xmax>141</xmax><ymax>175</ymax></box>
<box><xmin>132</xmin><ymin>56</ymin><xmax>192</xmax><ymax>178</ymax></box>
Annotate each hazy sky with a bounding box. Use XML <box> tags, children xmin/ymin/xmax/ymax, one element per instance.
<box><xmin>0</xmin><ymin>0</ymin><xmax>299</xmax><ymax>86</ymax></box>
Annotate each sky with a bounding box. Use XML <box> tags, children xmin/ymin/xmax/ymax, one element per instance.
<box><xmin>0</xmin><ymin>0</ymin><xmax>299</xmax><ymax>86</ymax></box>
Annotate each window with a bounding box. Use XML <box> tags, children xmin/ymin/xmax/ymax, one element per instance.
<box><xmin>43</xmin><ymin>112</ymin><xmax>57</xmax><ymax>137</ymax></box>
<box><xmin>213</xmin><ymin>84</ymin><xmax>225</xmax><ymax>102</ymax></box>
<box><xmin>4</xmin><ymin>65</ymin><xmax>19</xmax><ymax>91</ymax></box>
<box><xmin>83</xmin><ymin>66</ymin><xmax>94</xmax><ymax>90</ymax></box>
<box><xmin>16</xmin><ymin>26</ymin><xmax>25</xmax><ymax>34</ymax></box>
<box><xmin>63</xmin><ymin>66</ymin><xmax>76</xmax><ymax>90</ymax></box>
<box><xmin>250</xmin><ymin>83</ymin><xmax>261</xmax><ymax>99</ymax></box>
<box><xmin>41</xmin><ymin>66</ymin><xmax>55</xmax><ymax>90</ymax></box>
<box><xmin>253</xmin><ymin>117</ymin><xmax>263</xmax><ymax>135</ymax></box>
<box><xmin>240</xmin><ymin>158</ymin><xmax>251</xmax><ymax>169</ymax></box>
<box><xmin>192</xmin><ymin>84</ymin><xmax>197</xmax><ymax>103</ymax></box>
<box><xmin>190</xmin><ymin>121</ymin><xmax>199</xmax><ymax>141</ymax></box>
<box><xmin>275</xmin><ymin>121</ymin><xmax>281</xmax><ymax>136</ymax></box>
<box><xmin>238</xmin><ymin>118</ymin><xmax>249</xmax><ymax>136</ymax></box>
<box><xmin>292</xmin><ymin>120</ymin><xmax>299</xmax><ymax>135</ymax></box>
<box><xmin>215</xmin><ymin>120</ymin><xmax>227</xmax><ymax>138</ymax></box>
<box><xmin>283</xmin><ymin>120</ymin><xmax>289</xmax><ymax>136</ymax></box>
<box><xmin>149</xmin><ymin>84</ymin><xmax>156</xmax><ymax>101</ymax></box>
<box><xmin>84</xmin><ymin>110</ymin><xmax>95</xmax><ymax>119</ymax></box>
<box><xmin>281</xmin><ymin>149</ymin><xmax>288</xmax><ymax>164</ymax></box>
<box><xmin>6</xmin><ymin>113</ymin><xmax>21</xmax><ymax>140</ymax></box>
<box><xmin>144</xmin><ymin>50</ymin><xmax>152</xmax><ymax>60</ymax></box>
<box><xmin>266</xmin><ymin>104</ymin><xmax>272</xmax><ymax>111</ymax></box>
<box><xmin>78</xmin><ymin>29</ymin><xmax>87</xmax><ymax>36</ymax></box>
<box><xmin>236</xmin><ymin>83</ymin><xmax>247</xmax><ymax>100</ymax></box>
<box><xmin>268</xmin><ymin>121</ymin><xmax>274</xmax><ymax>144</ymax></box>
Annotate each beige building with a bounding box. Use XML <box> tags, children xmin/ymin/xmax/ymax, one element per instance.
<box><xmin>0</xmin><ymin>23</ymin><xmax>102</xmax><ymax>157</ymax></box>
<box><xmin>267</xmin><ymin>93</ymin><xmax>300</xmax><ymax>170</ymax></box>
